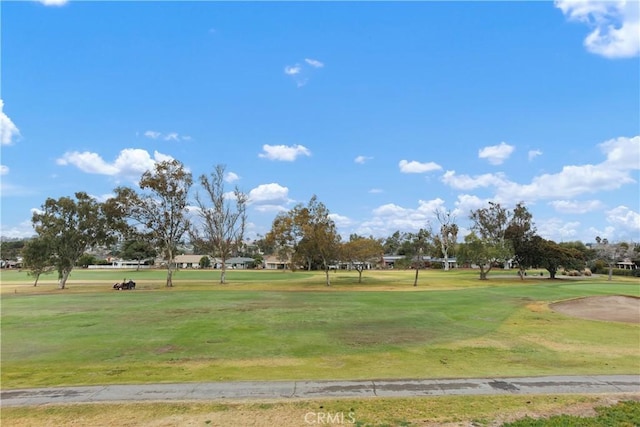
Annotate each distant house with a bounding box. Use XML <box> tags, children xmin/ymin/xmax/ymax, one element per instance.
<box><xmin>380</xmin><ymin>255</ymin><xmax>405</xmax><ymax>269</ymax></box>
<box><xmin>616</xmin><ymin>259</ymin><xmax>637</xmax><ymax>270</ymax></box>
<box><xmin>225</xmin><ymin>257</ymin><xmax>256</xmax><ymax>269</ymax></box>
<box><xmin>263</xmin><ymin>255</ymin><xmax>290</xmax><ymax>270</ymax></box>
<box><xmin>173</xmin><ymin>254</ymin><xmax>213</xmax><ymax>269</ymax></box>
<box><xmin>334</xmin><ymin>261</ymin><xmax>375</xmax><ymax>270</ymax></box>
<box><xmin>1</xmin><ymin>260</ymin><xmax>21</xmax><ymax>269</ymax></box>
<box><xmin>380</xmin><ymin>255</ymin><xmax>458</xmax><ymax>269</ymax></box>
<box><xmin>102</xmin><ymin>259</ymin><xmax>152</xmax><ymax>269</ymax></box>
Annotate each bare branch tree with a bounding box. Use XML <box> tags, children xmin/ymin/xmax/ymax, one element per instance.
<box><xmin>191</xmin><ymin>164</ymin><xmax>247</xmax><ymax>284</ymax></box>
<box><xmin>435</xmin><ymin>209</ymin><xmax>458</xmax><ymax>271</ymax></box>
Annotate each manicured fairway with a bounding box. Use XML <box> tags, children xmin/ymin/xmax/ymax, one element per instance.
<box><xmin>1</xmin><ymin>269</ymin><xmax>638</xmax><ymax>389</ymax></box>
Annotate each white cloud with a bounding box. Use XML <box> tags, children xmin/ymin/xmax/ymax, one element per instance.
<box><xmin>600</xmin><ymin>135</ymin><xmax>640</xmax><ymax>169</ymax></box>
<box><xmin>224</xmin><ymin>171</ymin><xmax>240</xmax><ymax>183</ymax></box>
<box><xmin>398</xmin><ymin>160</ymin><xmax>442</xmax><ymax>174</ymax></box>
<box><xmin>453</xmin><ymin>194</ymin><xmax>490</xmax><ymax>218</ymax></box>
<box><xmin>253</xmin><ymin>204</ymin><xmax>289</xmax><ymax>213</ymax></box>
<box><xmin>329</xmin><ymin>213</ymin><xmax>352</xmax><ymax>229</ymax></box>
<box><xmin>478</xmin><ymin>135</ymin><xmax>640</xmax><ymax>203</ymax></box>
<box><xmin>57</xmin><ymin>151</ymin><xmax>118</xmax><ymax>175</ymax></box>
<box><xmin>247</xmin><ymin>183</ymin><xmax>291</xmax><ymax>205</ymax></box>
<box><xmin>285</xmin><ymin>58</ymin><xmax>324</xmax><ymax>87</ymax></box>
<box><xmin>499</xmin><ymin>164</ymin><xmax>633</xmax><ymax>201</ymax></box>
<box><xmin>528</xmin><ymin>149</ymin><xmax>543</xmax><ymax>161</ymax></box>
<box><xmin>537</xmin><ymin>218</ymin><xmax>581</xmax><ymax>241</ymax></box>
<box><xmin>606</xmin><ymin>205</ymin><xmax>640</xmax><ymax>234</ymax></box>
<box><xmin>0</xmin><ymin>165</ymin><xmax>8</xmax><ymax>175</ymax></box>
<box><xmin>56</xmin><ymin>149</ymin><xmax>175</xmax><ymax>180</ymax></box>
<box><xmin>0</xmin><ymin>99</ymin><xmax>21</xmax><ymax>146</ymax></box>
<box><xmin>143</xmin><ymin>130</ymin><xmax>191</xmax><ymax>141</ymax></box>
<box><xmin>259</xmin><ymin>144</ymin><xmax>311</xmax><ymax>161</ymax></box>
<box><xmin>38</xmin><ymin>0</ymin><xmax>69</xmax><ymax>5</ymax></box>
<box><xmin>355</xmin><ymin>155</ymin><xmax>373</xmax><ymax>164</ymax></box>
<box><xmin>353</xmin><ymin>145</ymin><xmax>636</xmax><ymax>240</ymax></box>
<box><xmin>356</xmin><ymin>199</ymin><xmax>446</xmax><ymax>237</ymax></box>
<box><xmin>441</xmin><ymin>171</ymin><xmax>510</xmax><ymax>190</ymax></box>
<box><xmin>305</xmin><ymin>58</ymin><xmax>324</xmax><ymax>68</ymax></box>
<box><xmin>144</xmin><ymin>130</ymin><xmax>161</xmax><ymax>139</ymax></box>
<box><xmin>284</xmin><ymin>65</ymin><xmax>301</xmax><ymax>75</ymax></box>
<box><xmin>555</xmin><ymin>0</ymin><xmax>640</xmax><ymax>58</ymax></box>
<box><xmin>360</xmin><ymin>203</ymin><xmax>428</xmax><ymax>236</ymax></box>
<box><xmin>0</xmin><ymin>218</ymin><xmax>37</xmax><ymax>239</ymax></box>
<box><xmin>89</xmin><ymin>193</ymin><xmax>115</xmax><ymax>203</ymax></box>
<box><xmin>416</xmin><ymin>198</ymin><xmax>447</xmax><ymax>215</ymax></box>
<box><xmin>478</xmin><ymin>142</ymin><xmax>515</xmax><ymax>165</ymax></box>
<box><xmin>368</xmin><ymin>188</ymin><xmax>383</xmax><ymax>194</ymax></box>
<box><xmin>549</xmin><ymin>199</ymin><xmax>604</xmax><ymax>213</ymax></box>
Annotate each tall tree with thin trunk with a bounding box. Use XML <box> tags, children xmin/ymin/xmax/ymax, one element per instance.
<box><xmin>465</xmin><ymin>202</ymin><xmax>513</xmax><ymax>279</ymax></box>
<box><xmin>342</xmin><ymin>235</ymin><xmax>384</xmax><ymax>283</ymax></box>
<box><xmin>505</xmin><ymin>202</ymin><xmax>536</xmax><ymax>280</ymax></box>
<box><xmin>22</xmin><ymin>237</ymin><xmax>53</xmax><ymax>286</ymax></box>
<box><xmin>111</xmin><ymin>159</ymin><xmax>193</xmax><ymax>287</ymax></box>
<box><xmin>404</xmin><ymin>229</ymin><xmax>432</xmax><ymax>286</ymax></box>
<box><xmin>190</xmin><ymin>164</ymin><xmax>247</xmax><ymax>284</ymax></box>
<box><xmin>31</xmin><ymin>192</ymin><xmax>114</xmax><ymax>289</ymax></box>
<box><xmin>435</xmin><ymin>209</ymin><xmax>458</xmax><ymax>271</ymax></box>
<box><xmin>264</xmin><ymin>214</ymin><xmax>297</xmax><ymax>271</ymax></box>
<box><xmin>301</xmin><ymin>196</ymin><xmax>341</xmax><ymax>286</ymax></box>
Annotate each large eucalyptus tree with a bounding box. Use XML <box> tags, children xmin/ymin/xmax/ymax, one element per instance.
<box><xmin>111</xmin><ymin>159</ymin><xmax>193</xmax><ymax>287</ymax></box>
<box><xmin>265</xmin><ymin>195</ymin><xmax>341</xmax><ymax>286</ymax></box>
<box><xmin>32</xmin><ymin>192</ymin><xmax>115</xmax><ymax>289</ymax></box>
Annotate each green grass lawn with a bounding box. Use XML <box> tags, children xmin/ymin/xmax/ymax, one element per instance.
<box><xmin>1</xmin><ymin>268</ymin><xmax>638</xmax><ymax>389</ymax></box>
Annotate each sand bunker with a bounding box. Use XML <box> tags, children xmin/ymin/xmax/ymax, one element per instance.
<box><xmin>550</xmin><ymin>295</ymin><xmax>640</xmax><ymax>324</ymax></box>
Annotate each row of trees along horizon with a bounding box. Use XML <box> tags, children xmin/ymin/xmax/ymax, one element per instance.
<box><xmin>9</xmin><ymin>160</ymin><xmax>639</xmax><ymax>289</ymax></box>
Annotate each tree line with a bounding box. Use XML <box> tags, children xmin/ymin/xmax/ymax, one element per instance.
<box><xmin>16</xmin><ymin>159</ymin><xmax>639</xmax><ymax>288</ymax></box>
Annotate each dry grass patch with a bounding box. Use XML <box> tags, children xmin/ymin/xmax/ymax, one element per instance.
<box><xmin>3</xmin><ymin>394</ymin><xmax>639</xmax><ymax>427</ymax></box>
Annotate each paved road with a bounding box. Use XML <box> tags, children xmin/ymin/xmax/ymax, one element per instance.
<box><xmin>2</xmin><ymin>375</ymin><xmax>638</xmax><ymax>407</ymax></box>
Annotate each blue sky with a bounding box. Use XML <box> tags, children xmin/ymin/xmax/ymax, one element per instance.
<box><xmin>1</xmin><ymin>0</ymin><xmax>639</xmax><ymax>244</ymax></box>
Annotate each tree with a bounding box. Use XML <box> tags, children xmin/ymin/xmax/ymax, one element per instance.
<box><xmin>199</xmin><ymin>256</ymin><xmax>211</xmax><ymax>269</ymax></box>
<box><xmin>408</xmin><ymin>228</ymin><xmax>432</xmax><ymax>286</ymax></box>
<box><xmin>121</xmin><ymin>239</ymin><xmax>157</xmax><ymax>271</ymax></box>
<box><xmin>538</xmin><ymin>238</ymin><xmax>583</xmax><ymax>279</ymax></box>
<box><xmin>457</xmin><ymin>232</ymin><xmax>511</xmax><ymax>280</ymax></box>
<box><xmin>342</xmin><ymin>235</ymin><xmax>384</xmax><ymax>283</ymax></box>
<box><xmin>254</xmin><ymin>234</ymin><xmax>275</xmax><ymax>256</ymax></box>
<box><xmin>76</xmin><ymin>253</ymin><xmax>97</xmax><ymax>268</ymax></box>
<box><xmin>21</xmin><ymin>237</ymin><xmax>53</xmax><ymax>286</ymax></box>
<box><xmin>31</xmin><ymin>192</ymin><xmax>115</xmax><ymax>289</ymax></box>
<box><xmin>594</xmin><ymin>237</ymin><xmax>634</xmax><ymax>281</ymax></box>
<box><xmin>301</xmin><ymin>196</ymin><xmax>341</xmax><ymax>286</ymax></box>
<box><xmin>1</xmin><ymin>240</ymin><xmax>27</xmax><ymax>263</ymax></box>
<box><xmin>111</xmin><ymin>159</ymin><xmax>193</xmax><ymax>287</ymax></box>
<box><xmin>466</xmin><ymin>202</ymin><xmax>513</xmax><ymax>279</ymax></box>
<box><xmin>265</xmin><ymin>213</ymin><xmax>297</xmax><ymax>271</ymax></box>
<box><xmin>382</xmin><ymin>231</ymin><xmax>403</xmax><ymax>255</ymax></box>
<box><xmin>190</xmin><ymin>164</ymin><xmax>247</xmax><ymax>284</ymax></box>
<box><xmin>265</xmin><ymin>196</ymin><xmax>341</xmax><ymax>285</ymax></box>
<box><xmin>504</xmin><ymin>202</ymin><xmax>536</xmax><ymax>279</ymax></box>
<box><xmin>434</xmin><ymin>209</ymin><xmax>459</xmax><ymax>271</ymax></box>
